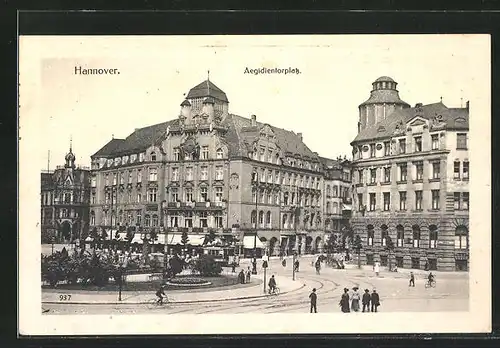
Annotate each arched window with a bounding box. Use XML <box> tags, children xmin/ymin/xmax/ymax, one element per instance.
<box><xmin>258</xmin><ymin>211</ymin><xmax>264</xmax><ymax>227</ymax></box>
<box><xmin>455</xmin><ymin>225</ymin><xmax>468</xmax><ymax>249</ymax></box>
<box><xmin>332</xmin><ymin>202</ymin><xmax>339</xmax><ymax>214</ymax></box>
<box><xmin>381</xmin><ymin>224</ymin><xmax>388</xmax><ymax>246</ymax></box>
<box><xmin>326</xmin><ymin>185</ymin><xmax>331</xmax><ymax>197</ymax></box>
<box><xmin>326</xmin><ymin>202</ymin><xmax>331</xmax><ymax>214</ymax></box>
<box><xmin>216</xmin><ymin>148</ymin><xmax>224</xmax><ymax>159</ymax></box>
<box><xmin>150</xmin><ymin>152</ymin><xmax>156</xmax><ymax>161</ymax></box>
<box><xmin>266</xmin><ymin>211</ymin><xmax>271</xmax><ymax>227</ymax></box>
<box><xmin>412</xmin><ymin>225</ymin><xmax>421</xmax><ymax>248</ymax></box>
<box><xmin>282</xmin><ymin>214</ymin><xmax>288</xmax><ymax>229</ymax></box>
<box><xmin>251</xmin><ymin>210</ymin><xmax>257</xmax><ymax>228</ymax></box>
<box><xmin>333</xmin><ymin>186</ymin><xmax>338</xmax><ymax>197</ymax></box>
<box><xmin>152</xmin><ymin>214</ymin><xmax>158</xmax><ymax>227</ymax></box>
<box><xmin>367</xmin><ymin>224</ymin><xmax>374</xmax><ymax>246</ymax></box>
<box><xmin>396</xmin><ymin>224</ymin><xmax>404</xmax><ymax>247</ymax></box>
<box><xmin>429</xmin><ymin>225</ymin><xmax>438</xmax><ymax>248</ymax></box>
<box><xmin>145</xmin><ymin>214</ymin><xmax>151</xmax><ymax>227</ymax></box>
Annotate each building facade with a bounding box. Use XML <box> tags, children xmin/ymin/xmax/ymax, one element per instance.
<box><xmin>90</xmin><ymin>79</ymin><xmax>348</xmax><ymax>256</ymax></box>
<box><xmin>41</xmin><ymin>145</ymin><xmax>91</xmax><ymax>244</ymax></box>
<box><xmin>350</xmin><ymin>76</ymin><xmax>470</xmax><ymax>271</ymax></box>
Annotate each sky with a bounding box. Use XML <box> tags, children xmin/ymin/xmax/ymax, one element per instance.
<box><xmin>19</xmin><ymin>35</ymin><xmax>490</xmax><ymax>169</ymax></box>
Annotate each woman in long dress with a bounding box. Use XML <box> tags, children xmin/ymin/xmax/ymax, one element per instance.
<box><xmin>339</xmin><ymin>288</ymin><xmax>350</xmax><ymax>313</ymax></box>
<box><xmin>351</xmin><ymin>287</ymin><xmax>360</xmax><ymax>312</ymax></box>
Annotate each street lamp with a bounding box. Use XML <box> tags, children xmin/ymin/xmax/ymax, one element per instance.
<box><xmin>251</xmin><ymin>171</ymin><xmax>259</xmax><ymax>275</ymax></box>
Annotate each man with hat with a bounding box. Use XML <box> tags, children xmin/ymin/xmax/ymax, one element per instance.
<box><xmin>309</xmin><ymin>288</ymin><xmax>317</xmax><ymax>313</ymax></box>
<box><xmin>362</xmin><ymin>289</ymin><xmax>371</xmax><ymax>312</ymax></box>
<box><xmin>371</xmin><ymin>288</ymin><xmax>380</xmax><ymax>312</ymax></box>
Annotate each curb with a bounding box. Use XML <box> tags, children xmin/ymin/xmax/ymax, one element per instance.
<box><xmin>42</xmin><ymin>283</ymin><xmax>307</xmax><ymax>306</ymax></box>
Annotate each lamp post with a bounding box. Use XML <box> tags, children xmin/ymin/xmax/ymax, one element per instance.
<box><xmin>251</xmin><ymin>171</ymin><xmax>259</xmax><ymax>275</ymax></box>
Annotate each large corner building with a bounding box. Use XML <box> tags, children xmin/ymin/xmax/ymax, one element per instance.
<box><xmin>350</xmin><ymin>76</ymin><xmax>470</xmax><ymax>271</ymax></box>
<box><xmin>89</xmin><ymin>79</ymin><xmax>351</xmax><ymax>256</ymax></box>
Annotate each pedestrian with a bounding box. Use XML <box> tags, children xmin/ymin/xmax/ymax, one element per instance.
<box><xmin>315</xmin><ymin>259</ymin><xmax>321</xmax><ymax>275</ymax></box>
<box><xmin>231</xmin><ymin>261</ymin><xmax>236</xmax><ymax>273</ymax></box>
<box><xmin>238</xmin><ymin>269</ymin><xmax>246</xmax><ymax>284</ymax></box>
<box><xmin>294</xmin><ymin>259</ymin><xmax>300</xmax><ymax>272</ymax></box>
<box><xmin>282</xmin><ymin>258</ymin><xmax>287</xmax><ymax>267</ymax></box>
<box><xmin>246</xmin><ymin>267</ymin><xmax>251</xmax><ymax>283</ymax></box>
<box><xmin>371</xmin><ymin>288</ymin><xmax>380</xmax><ymax>312</ymax></box>
<box><xmin>409</xmin><ymin>271</ymin><xmax>415</xmax><ymax>287</ymax></box>
<box><xmin>309</xmin><ymin>288</ymin><xmax>317</xmax><ymax>313</ymax></box>
<box><xmin>351</xmin><ymin>287</ymin><xmax>360</xmax><ymax>312</ymax></box>
<box><xmin>374</xmin><ymin>261</ymin><xmax>380</xmax><ymax>276</ymax></box>
<box><xmin>362</xmin><ymin>289</ymin><xmax>371</xmax><ymax>312</ymax></box>
<box><xmin>339</xmin><ymin>287</ymin><xmax>350</xmax><ymax>313</ymax></box>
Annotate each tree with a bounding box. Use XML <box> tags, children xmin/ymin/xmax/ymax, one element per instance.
<box><xmin>353</xmin><ymin>234</ymin><xmax>363</xmax><ymax>269</ymax></box>
<box><xmin>181</xmin><ymin>230</ymin><xmax>189</xmax><ymax>247</ymax></box>
<box><xmin>386</xmin><ymin>235</ymin><xmax>395</xmax><ymax>271</ymax></box>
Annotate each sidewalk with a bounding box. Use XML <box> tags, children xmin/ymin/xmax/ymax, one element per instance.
<box><xmin>42</xmin><ymin>274</ymin><xmax>305</xmax><ymax>305</ymax></box>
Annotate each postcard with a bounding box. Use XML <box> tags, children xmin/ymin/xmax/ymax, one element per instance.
<box><xmin>19</xmin><ymin>34</ymin><xmax>491</xmax><ymax>335</ymax></box>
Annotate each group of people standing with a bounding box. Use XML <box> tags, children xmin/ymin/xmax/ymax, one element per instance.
<box><xmin>339</xmin><ymin>287</ymin><xmax>380</xmax><ymax>313</ymax></box>
<box><xmin>238</xmin><ymin>267</ymin><xmax>252</xmax><ymax>284</ymax></box>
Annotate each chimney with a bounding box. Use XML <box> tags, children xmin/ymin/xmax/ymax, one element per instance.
<box><xmin>466</xmin><ymin>100</ymin><xmax>469</xmax><ymax>111</ymax></box>
<box><xmin>251</xmin><ymin>114</ymin><xmax>257</xmax><ymax>127</ymax></box>
<box><xmin>297</xmin><ymin>132</ymin><xmax>303</xmax><ymax>141</ymax></box>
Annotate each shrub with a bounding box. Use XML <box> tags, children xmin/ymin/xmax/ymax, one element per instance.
<box><xmin>193</xmin><ymin>255</ymin><xmax>222</xmax><ymax>277</ymax></box>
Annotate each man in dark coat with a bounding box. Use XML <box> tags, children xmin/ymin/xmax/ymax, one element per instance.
<box><xmin>371</xmin><ymin>288</ymin><xmax>380</xmax><ymax>312</ymax></box>
<box><xmin>340</xmin><ymin>287</ymin><xmax>350</xmax><ymax>313</ymax></box>
<box><xmin>309</xmin><ymin>288</ymin><xmax>317</xmax><ymax>313</ymax></box>
<box><xmin>238</xmin><ymin>269</ymin><xmax>246</xmax><ymax>284</ymax></box>
<box><xmin>362</xmin><ymin>289</ymin><xmax>371</xmax><ymax>312</ymax></box>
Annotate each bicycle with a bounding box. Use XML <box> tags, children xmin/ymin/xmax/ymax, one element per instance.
<box><xmin>147</xmin><ymin>296</ymin><xmax>169</xmax><ymax>309</ymax></box>
<box><xmin>268</xmin><ymin>287</ymin><xmax>280</xmax><ymax>295</ymax></box>
<box><xmin>425</xmin><ymin>279</ymin><xmax>436</xmax><ymax>288</ymax></box>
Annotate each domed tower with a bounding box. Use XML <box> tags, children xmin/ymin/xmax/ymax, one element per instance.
<box><xmin>358</xmin><ymin>76</ymin><xmax>410</xmax><ymax>132</ymax></box>
<box><xmin>64</xmin><ymin>139</ymin><xmax>76</xmax><ymax>168</ymax></box>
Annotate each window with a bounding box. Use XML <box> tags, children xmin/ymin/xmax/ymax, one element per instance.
<box><xmin>358</xmin><ymin>169</ymin><xmax>364</xmax><ymax>184</ymax></box>
<box><xmin>149</xmin><ymin>168</ymin><xmax>157</xmax><ymax>181</ymax></box>
<box><xmin>454</xmin><ymin>192</ymin><xmax>461</xmax><ymax>210</ymax></box>
<box><xmin>185</xmin><ymin>211</ymin><xmax>193</xmax><ymax>228</ymax></box>
<box><xmin>136</xmin><ymin>211</ymin><xmax>142</xmax><ymax>225</ymax></box>
<box><xmin>91</xmin><ymin>193</ymin><xmax>96</xmax><ymax>204</ymax></box>
<box><xmin>200</xmin><ymin>187</ymin><xmax>208</xmax><ymax>202</ymax></box>
<box><xmin>267</xmin><ymin>191</ymin><xmax>272</xmax><ymax>204</ymax></box>
<box><xmin>429</xmin><ymin>225</ymin><xmax>438</xmax><ymax>249</ymax></box>
<box><xmin>151</xmin><ymin>152</ymin><xmax>156</xmax><ymax>161</ymax></box>
<box><xmin>455</xmin><ymin>226</ymin><xmax>468</xmax><ymax>249</ymax></box>
<box><xmin>432</xmin><ymin>161</ymin><xmax>440</xmax><ymax>179</ymax></box>
<box><xmin>91</xmin><ymin>177</ymin><xmax>96</xmax><ymax>187</ymax></box>
<box><xmin>399</xmin><ymin>139</ymin><xmax>406</xmax><ymax>154</ymax></box>
<box><xmin>105</xmin><ymin>192</ymin><xmax>111</xmax><ymax>204</ymax></box>
<box><xmin>215</xmin><ymin>187</ymin><xmax>223</xmax><ymax>202</ymax></box>
<box><xmin>463</xmin><ymin>192</ymin><xmax>469</xmax><ymax>210</ymax></box>
<box><xmin>252</xmin><ymin>189</ymin><xmax>257</xmax><ymax>203</ymax></box>
<box><xmin>383</xmin><ymin>192</ymin><xmax>390</xmax><ymax>211</ymax></box>
<box><xmin>105</xmin><ymin>174</ymin><xmax>109</xmax><ymax>186</ymax></box>
<box><xmin>366</xmin><ymin>254</ymin><xmax>374</xmax><ymax>265</ymax></box>
<box><xmin>367</xmin><ymin>225</ymin><xmax>374</xmax><ymax>246</ymax></box>
<box><xmin>412</xmin><ymin>225</ymin><xmax>421</xmax><ymax>248</ymax></box>
<box><xmin>333</xmin><ymin>186</ymin><xmax>338</xmax><ymax>197</ymax></box>
<box><xmin>216</xmin><ymin>148</ymin><xmax>224</xmax><ymax>159</ymax></box>
<box><xmin>260</xmin><ymin>190</ymin><xmax>265</xmax><ymax>204</ymax></box>
<box><xmin>457</xmin><ymin>133</ymin><xmax>467</xmax><ymax>150</ymax></box>
<box><xmin>260</xmin><ymin>148</ymin><xmax>265</xmax><ymax>161</ymax></box>
<box><xmin>173</xmin><ymin>148</ymin><xmax>180</xmax><ymax>161</ymax></box>
<box><xmin>113</xmin><ymin>173</ymin><xmax>117</xmax><ymax>185</ymax></box>
<box><xmin>454</xmin><ymin>161</ymin><xmax>460</xmax><ymax>179</ymax></box>
<box><xmin>399</xmin><ymin>163</ymin><xmax>407</xmax><ymax>182</ymax></box>
<box><xmin>200</xmin><ymin>166</ymin><xmax>208</xmax><ymax>180</ymax></box>
<box><xmin>384</xmin><ymin>167</ymin><xmax>391</xmax><ymax>183</ymax></box>
<box><xmin>431</xmin><ymin>190</ymin><xmax>440</xmax><ymax>209</ymax></box>
<box><xmin>172</xmin><ymin>168</ymin><xmax>179</xmax><ymax>181</ymax></box>
<box><xmin>369</xmin><ymin>143</ymin><xmax>376</xmax><ymax>157</ymax></box>
<box><xmin>90</xmin><ymin>212</ymin><xmax>95</xmax><ymax>225</ymax></box>
<box><xmin>251</xmin><ymin>210</ymin><xmax>257</xmax><ymax>228</ymax></box>
<box><xmin>171</xmin><ymin>188</ymin><xmax>179</xmax><ymax>202</ymax></box>
<box><xmin>145</xmin><ymin>214</ymin><xmax>151</xmax><ymax>227</ymax></box>
<box><xmin>129</xmin><ymin>171</ymin><xmax>133</xmax><ymax>183</ymax></box>
<box><xmin>128</xmin><ymin>212</ymin><xmax>133</xmax><ymax>225</ymax></box>
<box><xmin>170</xmin><ymin>214</ymin><xmax>179</xmax><ymax>228</ymax></box>
<box><xmin>369</xmin><ymin>193</ymin><xmax>376</xmax><ymax>211</ymax></box>
<box><xmin>201</xmin><ymin>146</ymin><xmax>209</xmax><ymax>159</ymax></box>
<box><xmin>283</xmin><ymin>192</ymin><xmax>289</xmax><ymax>206</ymax></box>
<box><xmin>258</xmin><ymin>211</ymin><xmax>264</xmax><ymax>227</ymax></box>
<box><xmin>326</xmin><ymin>202</ymin><xmax>331</xmax><ymax>214</ymax></box>
<box><xmin>267</xmin><ymin>170</ymin><xmax>273</xmax><ymax>183</ymax></box>
<box><xmin>358</xmin><ymin>193</ymin><xmax>363</xmax><ymax>211</ymax></box>
<box><xmin>148</xmin><ymin>188</ymin><xmax>157</xmax><ymax>202</ymax></box>
<box><xmin>186</xmin><ymin>167</ymin><xmax>193</xmax><ymax>181</ymax></box>
<box><xmin>137</xmin><ymin>169</ymin><xmax>142</xmax><ymax>182</ymax></box>
<box><xmin>415</xmin><ymin>191</ymin><xmax>423</xmax><ymax>210</ymax></box>
<box><xmin>415</xmin><ymin>161</ymin><xmax>423</xmax><ymax>180</ymax></box>
<box><xmin>396</xmin><ymin>225</ymin><xmax>404</xmax><ymax>247</ymax></box>
<box><xmin>267</xmin><ymin>150</ymin><xmax>273</xmax><ymax>163</ymax></box>
<box><xmin>384</xmin><ymin>141</ymin><xmax>390</xmax><ymax>156</ymax></box>
<box><xmin>152</xmin><ymin>214</ymin><xmax>158</xmax><ymax>227</ymax></box>
<box><xmin>431</xmin><ymin>134</ymin><xmax>439</xmax><ymax>150</ymax></box>
<box><xmin>463</xmin><ymin>161</ymin><xmax>469</xmax><ymax>180</ymax></box>
<box><xmin>215</xmin><ymin>213</ymin><xmax>223</xmax><ymax>228</ymax></box>
<box><xmin>266</xmin><ymin>211</ymin><xmax>272</xmax><ymax>227</ymax></box>
<box><xmin>275</xmin><ymin>171</ymin><xmax>280</xmax><ymax>184</ymax></box>
<box><xmin>275</xmin><ymin>192</ymin><xmax>280</xmax><ymax>205</ymax></box>
<box><xmin>185</xmin><ymin>188</ymin><xmax>193</xmax><ymax>202</ymax></box>
<box><xmin>261</xmin><ymin>169</ymin><xmax>266</xmax><ymax>183</ymax></box>
<box><xmin>137</xmin><ymin>193</ymin><xmax>142</xmax><ymax>203</ymax></box>
<box><xmin>414</xmin><ymin>136</ymin><xmax>422</xmax><ymax>152</ymax></box>
<box><xmin>381</xmin><ymin>225</ymin><xmax>388</xmax><ymax>246</ymax></box>
<box><xmin>200</xmin><ymin>212</ymin><xmax>208</xmax><ymax>228</ymax></box>
<box><xmin>370</xmin><ymin>168</ymin><xmax>376</xmax><ymax>184</ymax></box>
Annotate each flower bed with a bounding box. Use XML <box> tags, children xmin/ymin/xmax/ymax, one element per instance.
<box><xmin>167</xmin><ymin>277</ymin><xmax>212</xmax><ymax>287</ymax></box>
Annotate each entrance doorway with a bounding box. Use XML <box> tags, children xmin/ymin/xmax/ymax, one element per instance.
<box><xmin>455</xmin><ymin>259</ymin><xmax>468</xmax><ymax>271</ymax></box>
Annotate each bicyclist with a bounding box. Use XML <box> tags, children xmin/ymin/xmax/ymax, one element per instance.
<box><xmin>156</xmin><ymin>285</ymin><xmax>166</xmax><ymax>305</ymax></box>
<box><xmin>427</xmin><ymin>272</ymin><xmax>435</xmax><ymax>285</ymax></box>
<box><xmin>268</xmin><ymin>275</ymin><xmax>277</xmax><ymax>294</ymax></box>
